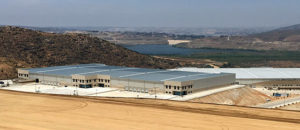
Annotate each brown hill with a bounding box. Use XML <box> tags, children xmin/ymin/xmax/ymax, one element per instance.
<box><xmin>0</xmin><ymin>26</ymin><xmax>180</xmax><ymax>79</ymax></box>
<box><xmin>251</xmin><ymin>24</ymin><xmax>300</xmax><ymax>42</ymax></box>
<box><xmin>178</xmin><ymin>24</ymin><xmax>300</xmax><ymax>51</ymax></box>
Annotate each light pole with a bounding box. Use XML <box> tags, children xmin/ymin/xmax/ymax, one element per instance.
<box><xmin>143</xmin><ymin>81</ymin><xmax>145</xmax><ymax>93</ymax></box>
<box><xmin>96</xmin><ymin>88</ymin><xmax>98</xmax><ymax>96</ymax></box>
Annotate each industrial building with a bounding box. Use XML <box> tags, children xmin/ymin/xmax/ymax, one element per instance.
<box><xmin>173</xmin><ymin>68</ymin><xmax>300</xmax><ymax>86</ymax></box>
<box><xmin>18</xmin><ymin>64</ymin><xmax>235</xmax><ymax>96</ymax></box>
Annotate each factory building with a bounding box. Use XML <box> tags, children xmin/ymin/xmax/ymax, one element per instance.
<box><xmin>18</xmin><ymin>64</ymin><xmax>235</xmax><ymax>96</ymax></box>
<box><xmin>173</xmin><ymin>68</ymin><xmax>300</xmax><ymax>86</ymax></box>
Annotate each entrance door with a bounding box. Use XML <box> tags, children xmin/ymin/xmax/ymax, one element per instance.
<box><xmin>98</xmin><ymin>83</ymin><xmax>104</xmax><ymax>87</ymax></box>
<box><xmin>173</xmin><ymin>91</ymin><xmax>181</xmax><ymax>96</ymax></box>
<box><xmin>79</xmin><ymin>84</ymin><xmax>92</xmax><ymax>88</ymax></box>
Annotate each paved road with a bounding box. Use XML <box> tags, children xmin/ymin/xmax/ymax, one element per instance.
<box><xmin>256</xmin><ymin>96</ymin><xmax>300</xmax><ymax>108</ymax></box>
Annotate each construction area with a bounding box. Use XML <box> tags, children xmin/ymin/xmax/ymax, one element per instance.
<box><xmin>1</xmin><ymin>65</ymin><xmax>300</xmax><ymax>129</ymax></box>
<box><xmin>6</xmin><ymin>65</ymin><xmax>300</xmax><ymax>107</ymax></box>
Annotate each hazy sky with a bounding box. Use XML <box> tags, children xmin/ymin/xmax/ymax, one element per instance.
<box><xmin>0</xmin><ymin>0</ymin><xmax>300</xmax><ymax>28</ymax></box>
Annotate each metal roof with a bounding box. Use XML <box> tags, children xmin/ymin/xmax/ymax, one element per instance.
<box><xmin>25</xmin><ymin>64</ymin><xmax>232</xmax><ymax>82</ymax></box>
<box><xmin>171</xmin><ymin>67</ymin><xmax>300</xmax><ymax>79</ymax></box>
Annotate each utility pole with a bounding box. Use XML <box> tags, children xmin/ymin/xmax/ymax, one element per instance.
<box><xmin>154</xmin><ymin>86</ymin><xmax>157</xmax><ymax>99</ymax></box>
<box><xmin>127</xmin><ymin>78</ymin><xmax>129</xmax><ymax>91</ymax></box>
<box><xmin>143</xmin><ymin>80</ymin><xmax>145</xmax><ymax>93</ymax></box>
<box><xmin>96</xmin><ymin>88</ymin><xmax>98</xmax><ymax>96</ymax></box>
<box><xmin>35</xmin><ymin>81</ymin><xmax>37</xmax><ymax>93</ymax></box>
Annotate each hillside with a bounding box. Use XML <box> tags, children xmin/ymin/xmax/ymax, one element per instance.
<box><xmin>177</xmin><ymin>24</ymin><xmax>300</xmax><ymax>51</ymax></box>
<box><xmin>0</xmin><ymin>26</ymin><xmax>180</xmax><ymax>79</ymax></box>
<box><xmin>251</xmin><ymin>24</ymin><xmax>300</xmax><ymax>42</ymax></box>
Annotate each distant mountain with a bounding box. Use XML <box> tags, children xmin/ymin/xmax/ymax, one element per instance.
<box><xmin>251</xmin><ymin>24</ymin><xmax>300</xmax><ymax>42</ymax></box>
<box><xmin>0</xmin><ymin>26</ymin><xmax>181</xmax><ymax>79</ymax></box>
<box><xmin>176</xmin><ymin>24</ymin><xmax>300</xmax><ymax>51</ymax></box>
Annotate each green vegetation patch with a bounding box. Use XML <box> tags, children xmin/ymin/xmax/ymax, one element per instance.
<box><xmin>160</xmin><ymin>50</ymin><xmax>300</xmax><ymax>67</ymax></box>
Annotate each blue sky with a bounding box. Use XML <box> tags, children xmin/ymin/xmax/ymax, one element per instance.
<box><xmin>0</xmin><ymin>0</ymin><xmax>299</xmax><ymax>27</ymax></box>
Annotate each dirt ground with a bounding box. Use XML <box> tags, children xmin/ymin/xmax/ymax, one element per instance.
<box><xmin>281</xmin><ymin>103</ymin><xmax>300</xmax><ymax>111</ymax></box>
<box><xmin>0</xmin><ymin>89</ymin><xmax>300</xmax><ymax>130</ymax></box>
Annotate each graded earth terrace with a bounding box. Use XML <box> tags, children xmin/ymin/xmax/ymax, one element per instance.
<box><xmin>17</xmin><ymin>64</ymin><xmax>235</xmax><ymax>96</ymax></box>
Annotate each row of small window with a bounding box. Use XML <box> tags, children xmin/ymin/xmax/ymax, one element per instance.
<box><xmin>271</xmin><ymin>84</ymin><xmax>300</xmax><ymax>86</ymax></box>
<box><xmin>165</xmin><ymin>85</ymin><xmax>193</xmax><ymax>90</ymax></box>
<box><xmin>165</xmin><ymin>91</ymin><xmax>193</xmax><ymax>94</ymax></box>
<box><xmin>72</xmin><ymin>84</ymin><xmax>110</xmax><ymax>87</ymax></box>
<box><xmin>72</xmin><ymin>79</ymin><xmax>110</xmax><ymax>83</ymax></box>
<box><xmin>18</xmin><ymin>73</ymin><xmax>28</xmax><ymax>77</ymax></box>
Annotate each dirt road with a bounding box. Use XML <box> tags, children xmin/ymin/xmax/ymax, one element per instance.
<box><xmin>0</xmin><ymin>89</ymin><xmax>299</xmax><ymax>130</ymax></box>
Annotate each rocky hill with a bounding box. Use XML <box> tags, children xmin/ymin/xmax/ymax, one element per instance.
<box><xmin>0</xmin><ymin>26</ymin><xmax>181</xmax><ymax>79</ymax></box>
<box><xmin>251</xmin><ymin>24</ymin><xmax>300</xmax><ymax>42</ymax></box>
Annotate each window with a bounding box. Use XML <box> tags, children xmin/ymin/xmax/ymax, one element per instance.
<box><xmin>108</xmin><ymin>80</ymin><xmax>110</xmax><ymax>83</ymax></box>
<box><xmin>107</xmin><ymin>85</ymin><xmax>110</xmax><ymax>87</ymax></box>
<box><xmin>99</xmin><ymin>79</ymin><xmax>101</xmax><ymax>82</ymax></box>
<box><xmin>101</xmin><ymin>79</ymin><xmax>103</xmax><ymax>82</ymax></box>
<box><xmin>89</xmin><ymin>80</ymin><xmax>91</xmax><ymax>82</ymax></box>
<box><xmin>166</xmin><ymin>91</ymin><xmax>168</xmax><ymax>93</ymax></box>
<box><xmin>165</xmin><ymin>85</ymin><xmax>168</xmax><ymax>89</ymax></box>
<box><xmin>73</xmin><ymin>79</ymin><xmax>75</xmax><ymax>82</ymax></box>
<box><xmin>177</xmin><ymin>86</ymin><xmax>180</xmax><ymax>90</ymax></box>
<box><xmin>94</xmin><ymin>79</ymin><xmax>96</xmax><ymax>82</ymax></box>
<box><xmin>174</xmin><ymin>86</ymin><xmax>176</xmax><ymax>89</ymax></box>
<box><xmin>105</xmin><ymin>80</ymin><xmax>107</xmax><ymax>83</ymax></box>
<box><xmin>169</xmin><ymin>86</ymin><xmax>171</xmax><ymax>89</ymax></box>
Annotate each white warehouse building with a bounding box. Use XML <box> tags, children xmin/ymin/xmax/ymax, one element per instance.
<box><xmin>18</xmin><ymin>64</ymin><xmax>235</xmax><ymax>96</ymax></box>
<box><xmin>172</xmin><ymin>67</ymin><xmax>300</xmax><ymax>84</ymax></box>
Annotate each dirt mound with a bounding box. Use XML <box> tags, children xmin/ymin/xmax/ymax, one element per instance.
<box><xmin>190</xmin><ymin>87</ymin><xmax>273</xmax><ymax>106</ymax></box>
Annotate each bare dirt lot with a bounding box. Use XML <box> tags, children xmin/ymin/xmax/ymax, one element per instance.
<box><xmin>0</xmin><ymin>89</ymin><xmax>300</xmax><ymax>130</ymax></box>
<box><xmin>281</xmin><ymin>103</ymin><xmax>300</xmax><ymax>111</ymax></box>
<box><xmin>189</xmin><ymin>87</ymin><xmax>273</xmax><ymax>106</ymax></box>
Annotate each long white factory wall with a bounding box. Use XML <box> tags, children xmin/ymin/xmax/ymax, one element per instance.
<box><xmin>111</xmin><ymin>78</ymin><xmax>164</xmax><ymax>89</ymax></box>
<box><xmin>29</xmin><ymin>73</ymin><xmax>72</xmax><ymax>86</ymax></box>
<box><xmin>171</xmin><ymin>67</ymin><xmax>300</xmax><ymax>80</ymax></box>
<box><xmin>193</xmin><ymin>74</ymin><xmax>235</xmax><ymax>91</ymax></box>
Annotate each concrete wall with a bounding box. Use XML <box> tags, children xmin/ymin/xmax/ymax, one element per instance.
<box><xmin>111</xmin><ymin>77</ymin><xmax>164</xmax><ymax>93</ymax></box>
<box><xmin>30</xmin><ymin>73</ymin><xmax>72</xmax><ymax>86</ymax></box>
<box><xmin>236</xmin><ymin>79</ymin><xmax>272</xmax><ymax>84</ymax></box>
<box><xmin>163</xmin><ymin>74</ymin><xmax>235</xmax><ymax>95</ymax></box>
<box><xmin>192</xmin><ymin>74</ymin><xmax>235</xmax><ymax>93</ymax></box>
